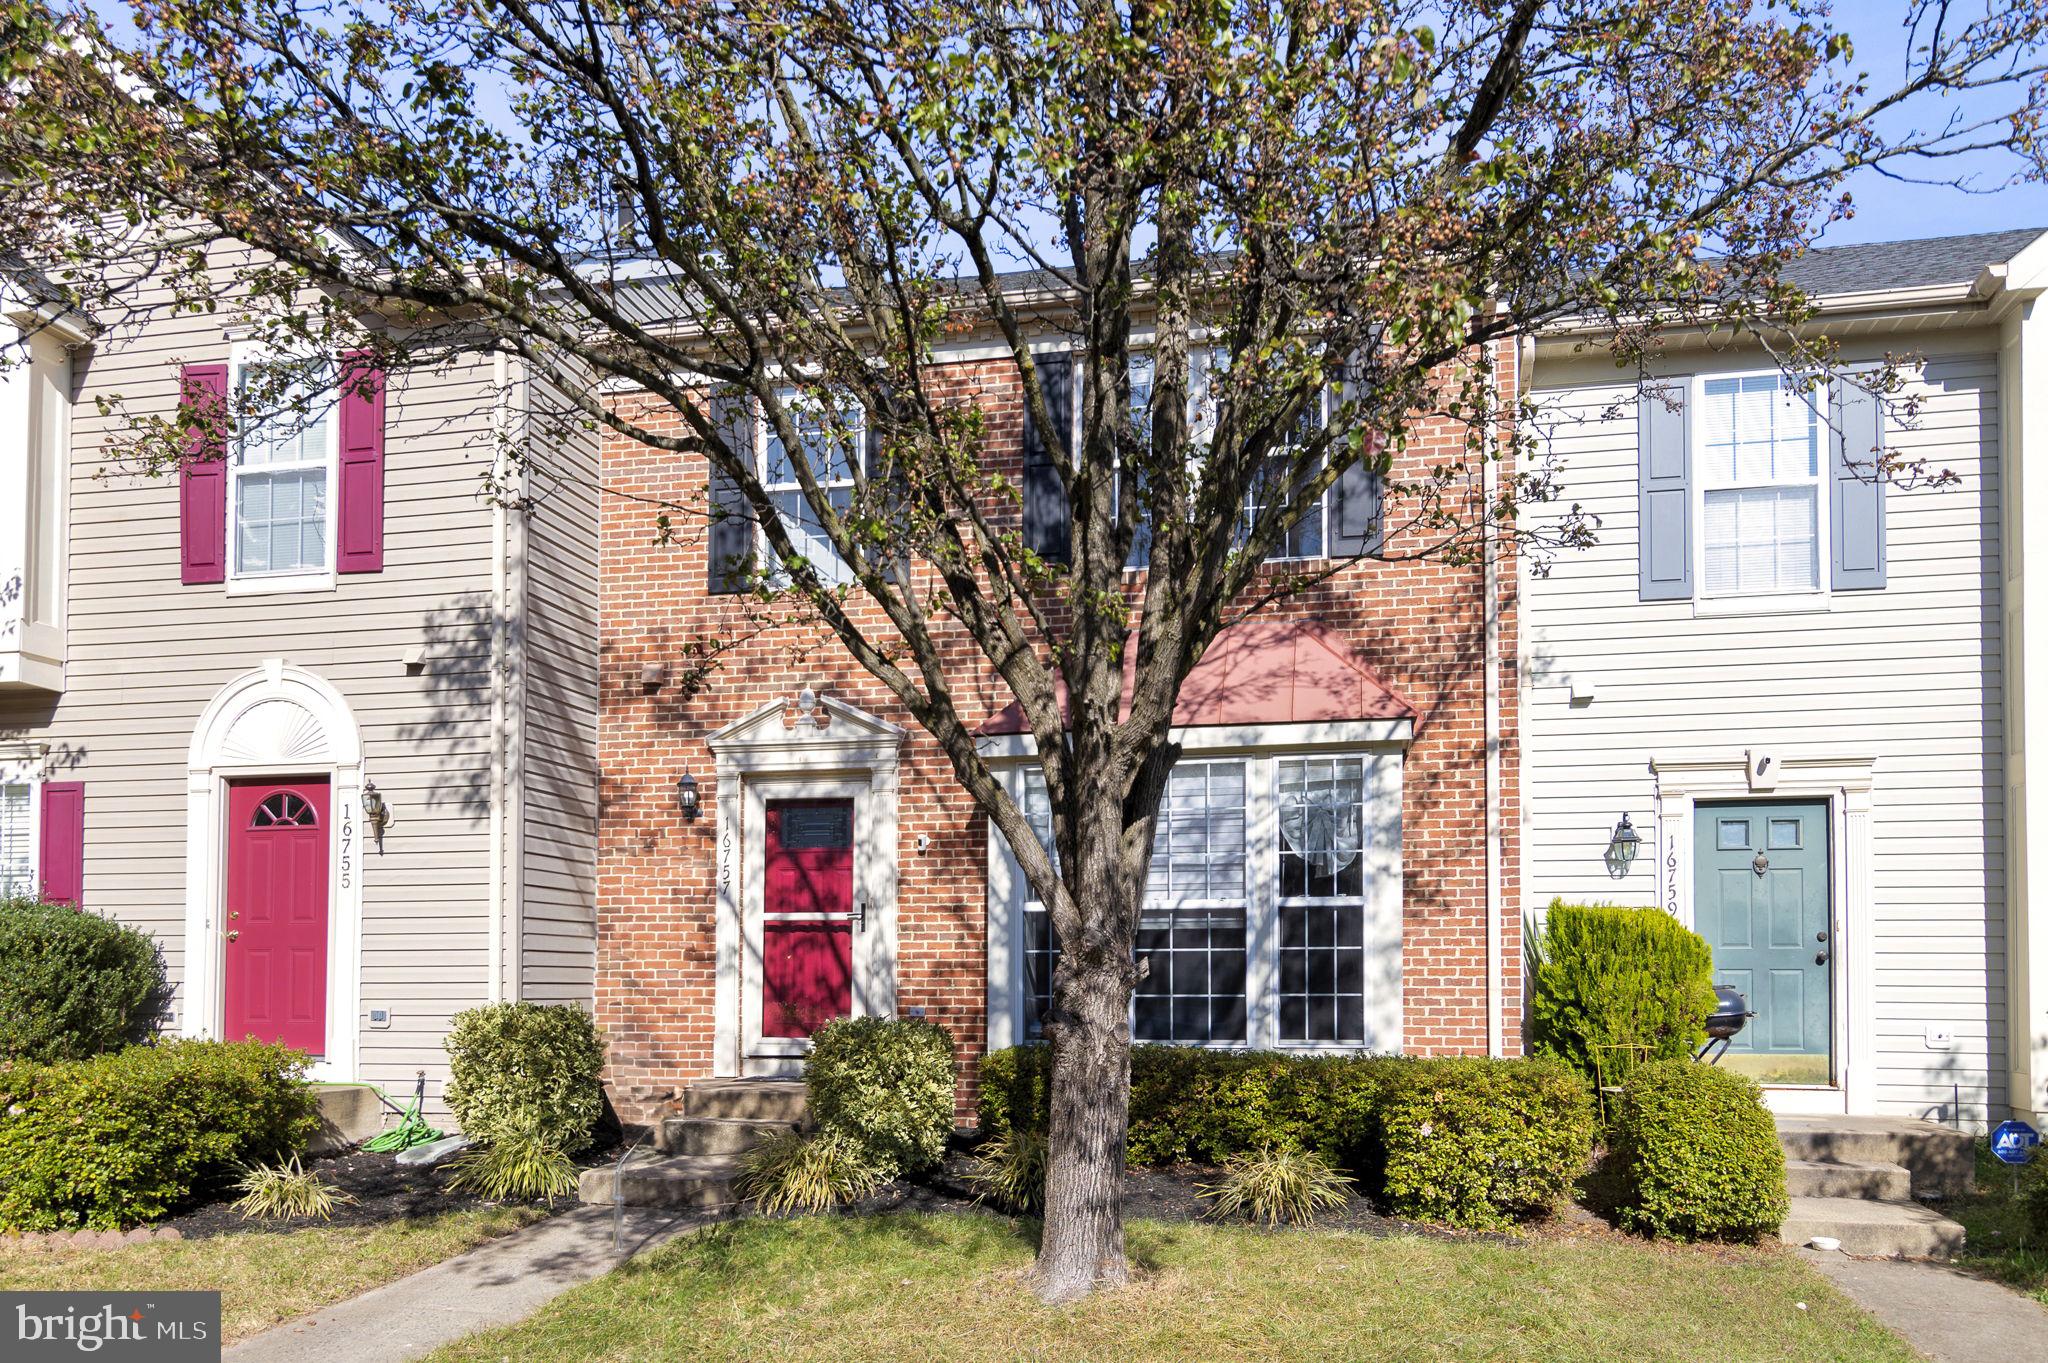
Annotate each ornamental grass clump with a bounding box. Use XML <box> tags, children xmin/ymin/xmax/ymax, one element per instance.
<box><xmin>1199</xmin><ymin>1148</ymin><xmax>1352</xmax><ymax>1228</ymax></box>
<box><xmin>231</xmin><ymin>1155</ymin><xmax>354</xmax><ymax>1222</ymax></box>
<box><xmin>443</xmin><ymin>1131</ymin><xmax>581</xmax><ymax>1205</ymax></box>
<box><xmin>737</xmin><ymin>1130</ymin><xmax>882</xmax><ymax>1216</ymax></box>
<box><xmin>963</xmin><ymin>1126</ymin><xmax>1048</xmax><ymax>1215</ymax></box>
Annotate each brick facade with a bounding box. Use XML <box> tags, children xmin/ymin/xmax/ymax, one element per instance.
<box><xmin>596</xmin><ymin>344</ymin><xmax>1523</xmax><ymax>1123</ymax></box>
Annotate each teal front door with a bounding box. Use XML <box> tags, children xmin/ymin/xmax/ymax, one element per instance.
<box><xmin>1693</xmin><ymin>801</ymin><xmax>1833</xmax><ymax>1085</ymax></box>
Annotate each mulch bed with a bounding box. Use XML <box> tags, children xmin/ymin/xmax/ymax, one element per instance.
<box><xmin>848</xmin><ymin>1148</ymin><xmax>1513</xmax><ymax>1244</ymax></box>
<box><xmin>154</xmin><ymin>1136</ymin><xmax>624</xmax><ymax>1241</ymax></box>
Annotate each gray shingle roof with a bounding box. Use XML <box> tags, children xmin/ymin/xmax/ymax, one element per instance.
<box><xmin>1784</xmin><ymin>227</ymin><xmax>2045</xmax><ymax>296</ymax></box>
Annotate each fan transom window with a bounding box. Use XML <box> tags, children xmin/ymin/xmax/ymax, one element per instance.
<box><xmin>251</xmin><ymin>792</ymin><xmax>317</xmax><ymax>828</ymax></box>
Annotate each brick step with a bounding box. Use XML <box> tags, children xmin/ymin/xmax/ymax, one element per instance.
<box><xmin>579</xmin><ymin>1152</ymin><xmax>746</xmax><ymax>1211</ymax></box>
<box><xmin>1774</xmin><ymin>1116</ymin><xmax>1974</xmax><ymax>1199</ymax></box>
<box><xmin>684</xmin><ymin>1078</ymin><xmax>808</xmax><ymax>1125</ymax></box>
<box><xmin>1783</xmin><ymin>1158</ymin><xmax>1912</xmax><ymax>1201</ymax></box>
<box><xmin>1780</xmin><ymin>1196</ymin><xmax>1966</xmax><ymax>1259</ymax></box>
<box><xmin>660</xmin><ymin>1116</ymin><xmax>797</xmax><ymax>1157</ymax></box>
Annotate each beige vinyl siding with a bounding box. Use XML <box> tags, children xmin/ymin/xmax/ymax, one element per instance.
<box><xmin>516</xmin><ymin>365</ymin><xmax>600</xmax><ymax>1004</ymax></box>
<box><xmin>1522</xmin><ymin>339</ymin><xmax>2005</xmax><ymax>1123</ymax></box>
<box><xmin>0</xmin><ymin>275</ymin><xmax>518</xmax><ymax>1117</ymax></box>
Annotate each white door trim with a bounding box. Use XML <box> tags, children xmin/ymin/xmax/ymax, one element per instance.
<box><xmin>1652</xmin><ymin>751</ymin><xmax>1877</xmax><ymax>1116</ymax></box>
<box><xmin>183</xmin><ymin>660</ymin><xmax>366</xmax><ymax>1082</ymax></box>
<box><xmin>708</xmin><ymin>694</ymin><xmax>905</xmax><ymax>1078</ymax></box>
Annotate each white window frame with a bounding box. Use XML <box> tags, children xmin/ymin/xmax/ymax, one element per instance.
<box><xmin>1102</xmin><ymin>349</ymin><xmax>1331</xmax><ymax>571</ymax></box>
<box><xmin>225</xmin><ymin>343</ymin><xmax>340</xmax><ymax>597</ymax></box>
<box><xmin>985</xmin><ymin>722</ymin><xmax>1407</xmax><ymax>1054</ymax></box>
<box><xmin>0</xmin><ymin>762</ymin><xmax>42</xmax><ymax>901</ymax></box>
<box><xmin>756</xmin><ymin>389</ymin><xmax>860</xmax><ymax>589</ymax></box>
<box><xmin>1692</xmin><ymin>370</ymin><xmax>1830</xmax><ymax>611</ymax></box>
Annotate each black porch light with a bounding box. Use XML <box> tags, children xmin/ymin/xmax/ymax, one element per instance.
<box><xmin>676</xmin><ymin>771</ymin><xmax>702</xmax><ymax>820</ymax></box>
<box><xmin>1605</xmin><ymin>813</ymin><xmax>1641</xmax><ymax>876</ymax></box>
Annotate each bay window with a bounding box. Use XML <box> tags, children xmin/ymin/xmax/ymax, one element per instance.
<box><xmin>1005</xmin><ymin>743</ymin><xmax>1399</xmax><ymax>1051</ymax></box>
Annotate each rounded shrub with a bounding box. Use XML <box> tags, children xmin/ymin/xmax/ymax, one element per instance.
<box><xmin>1608</xmin><ymin>1058</ymin><xmax>1787</xmax><ymax>1242</ymax></box>
<box><xmin>0</xmin><ymin>1039</ymin><xmax>319</xmax><ymax>1230</ymax></box>
<box><xmin>1375</xmin><ymin>1056</ymin><xmax>1595</xmax><ymax>1230</ymax></box>
<box><xmin>444</xmin><ymin>1002</ymin><xmax>606</xmax><ymax>1153</ymax></box>
<box><xmin>806</xmin><ymin>1016</ymin><xmax>956</xmax><ymax>1178</ymax></box>
<box><xmin>1529</xmin><ymin>900</ymin><xmax>1719</xmax><ymax>1090</ymax></box>
<box><xmin>0</xmin><ymin>895</ymin><xmax>170</xmax><ymax>1063</ymax></box>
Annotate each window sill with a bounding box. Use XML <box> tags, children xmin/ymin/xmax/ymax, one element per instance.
<box><xmin>1691</xmin><ymin>591</ymin><xmax>1831</xmax><ymax>620</ymax></box>
<box><xmin>226</xmin><ymin>569</ymin><xmax>338</xmax><ymax>597</ymax></box>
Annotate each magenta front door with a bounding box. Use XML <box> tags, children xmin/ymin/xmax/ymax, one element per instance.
<box><xmin>224</xmin><ymin>780</ymin><xmax>331</xmax><ymax>1055</ymax></box>
<box><xmin>761</xmin><ymin>798</ymin><xmax>855</xmax><ymax>1039</ymax></box>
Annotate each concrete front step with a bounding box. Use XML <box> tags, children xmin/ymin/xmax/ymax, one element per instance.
<box><xmin>1774</xmin><ymin>1115</ymin><xmax>1974</xmax><ymax>1199</ymax></box>
<box><xmin>1780</xmin><ymin>1196</ymin><xmax>1966</xmax><ymax>1259</ymax></box>
<box><xmin>579</xmin><ymin>1152</ymin><xmax>746</xmax><ymax>1210</ymax></box>
<box><xmin>1784</xmin><ymin>1157</ymin><xmax>1912</xmax><ymax>1201</ymax></box>
<box><xmin>659</xmin><ymin>1116</ymin><xmax>798</xmax><ymax>1157</ymax></box>
<box><xmin>684</xmin><ymin>1078</ymin><xmax>807</xmax><ymax>1125</ymax></box>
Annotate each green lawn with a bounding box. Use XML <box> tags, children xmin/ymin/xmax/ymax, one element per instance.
<box><xmin>1953</xmin><ymin>1138</ymin><xmax>2048</xmax><ymax>1304</ymax></box>
<box><xmin>0</xmin><ymin>1207</ymin><xmax>543</xmax><ymax>1344</ymax></box>
<box><xmin>424</xmin><ymin>1212</ymin><xmax>1914</xmax><ymax>1363</ymax></box>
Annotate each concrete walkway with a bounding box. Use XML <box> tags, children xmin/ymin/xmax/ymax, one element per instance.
<box><xmin>1799</xmin><ymin>1248</ymin><xmax>2048</xmax><ymax>1362</ymax></box>
<box><xmin>224</xmin><ymin>1204</ymin><xmax>714</xmax><ymax>1363</ymax></box>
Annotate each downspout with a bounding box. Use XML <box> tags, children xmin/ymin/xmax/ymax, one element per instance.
<box><xmin>488</xmin><ymin>350</ymin><xmax>510</xmax><ymax>1004</ymax></box>
<box><xmin>1484</xmin><ymin>406</ymin><xmax>1503</xmax><ymax>1059</ymax></box>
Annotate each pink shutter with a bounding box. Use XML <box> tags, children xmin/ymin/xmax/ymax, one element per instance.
<box><xmin>178</xmin><ymin>364</ymin><xmax>230</xmax><ymax>585</ymax></box>
<box><xmin>337</xmin><ymin>352</ymin><xmax>386</xmax><ymax>574</ymax></box>
<box><xmin>39</xmin><ymin>782</ymin><xmax>84</xmax><ymax>908</ymax></box>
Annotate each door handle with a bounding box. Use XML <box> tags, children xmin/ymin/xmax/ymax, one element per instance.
<box><xmin>1814</xmin><ymin>951</ymin><xmax>1828</xmax><ymax>966</ymax></box>
<box><xmin>853</xmin><ymin>900</ymin><xmax>867</xmax><ymax>931</ymax></box>
<box><xmin>226</xmin><ymin>930</ymin><xmax>239</xmax><ymax>942</ymax></box>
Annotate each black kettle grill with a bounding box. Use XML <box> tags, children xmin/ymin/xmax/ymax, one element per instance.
<box><xmin>1693</xmin><ymin>985</ymin><xmax>1754</xmax><ymax>1065</ymax></box>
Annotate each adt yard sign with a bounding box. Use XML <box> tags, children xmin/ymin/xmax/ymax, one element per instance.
<box><xmin>1993</xmin><ymin>1119</ymin><xmax>2041</xmax><ymax>1166</ymax></box>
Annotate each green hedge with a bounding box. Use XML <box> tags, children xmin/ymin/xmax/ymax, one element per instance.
<box><xmin>978</xmin><ymin>1046</ymin><xmax>1592</xmax><ymax>1229</ymax></box>
<box><xmin>0</xmin><ymin>896</ymin><xmax>170</xmax><ymax>1063</ymax></box>
<box><xmin>979</xmin><ymin>1046</ymin><xmax>1386</xmax><ymax>1166</ymax></box>
<box><xmin>807</xmin><ymin>1016</ymin><xmax>956</xmax><ymax>1177</ymax></box>
<box><xmin>1374</xmin><ymin>1055</ymin><xmax>1596</xmax><ymax>1229</ymax></box>
<box><xmin>0</xmin><ymin>1039</ymin><xmax>319</xmax><ymax>1230</ymax></box>
<box><xmin>1607</xmin><ymin>1059</ymin><xmax>1787</xmax><ymax>1242</ymax></box>
<box><xmin>1529</xmin><ymin>900</ymin><xmax>1718</xmax><ymax>1089</ymax></box>
<box><xmin>444</xmin><ymin>1002</ymin><xmax>607</xmax><ymax>1153</ymax></box>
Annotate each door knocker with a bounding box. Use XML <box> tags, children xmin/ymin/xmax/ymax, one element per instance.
<box><xmin>1752</xmin><ymin>852</ymin><xmax>1770</xmax><ymax>876</ymax></box>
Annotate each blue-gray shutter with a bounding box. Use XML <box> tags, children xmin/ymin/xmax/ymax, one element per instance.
<box><xmin>1022</xmin><ymin>354</ymin><xmax>1073</xmax><ymax>562</ymax></box>
<box><xmin>706</xmin><ymin>392</ymin><xmax>755</xmax><ymax>594</ymax></box>
<box><xmin>864</xmin><ymin>388</ymin><xmax>911</xmax><ymax>587</ymax></box>
<box><xmin>1830</xmin><ymin>373</ymin><xmax>1887</xmax><ymax>591</ymax></box>
<box><xmin>1637</xmin><ymin>379</ymin><xmax>1692</xmax><ymax>601</ymax></box>
<box><xmin>1330</xmin><ymin>361</ymin><xmax>1382</xmax><ymax>558</ymax></box>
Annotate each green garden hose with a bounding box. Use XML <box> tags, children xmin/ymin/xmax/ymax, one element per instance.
<box><xmin>362</xmin><ymin>1075</ymin><xmax>443</xmax><ymax>1153</ymax></box>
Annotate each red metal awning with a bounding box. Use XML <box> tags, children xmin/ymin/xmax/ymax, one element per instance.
<box><xmin>975</xmin><ymin>617</ymin><xmax>1417</xmax><ymax>735</ymax></box>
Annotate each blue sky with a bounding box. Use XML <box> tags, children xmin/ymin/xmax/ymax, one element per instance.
<box><xmin>1821</xmin><ymin>8</ymin><xmax>2046</xmax><ymax>245</ymax></box>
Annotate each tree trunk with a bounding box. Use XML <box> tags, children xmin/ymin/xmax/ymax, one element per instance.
<box><xmin>1031</xmin><ymin>952</ymin><xmax>1135</xmax><ymax>1303</ymax></box>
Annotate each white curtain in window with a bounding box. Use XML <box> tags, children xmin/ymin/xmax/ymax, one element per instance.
<box><xmin>1704</xmin><ymin>486</ymin><xmax>1817</xmax><ymax>595</ymax></box>
<box><xmin>1277</xmin><ymin>761</ymin><xmax>1364</xmax><ymax>878</ymax></box>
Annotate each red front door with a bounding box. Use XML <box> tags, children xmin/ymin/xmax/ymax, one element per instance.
<box><xmin>224</xmin><ymin>780</ymin><xmax>331</xmax><ymax>1055</ymax></box>
<box><xmin>762</xmin><ymin>798</ymin><xmax>855</xmax><ymax>1039</ymax></box>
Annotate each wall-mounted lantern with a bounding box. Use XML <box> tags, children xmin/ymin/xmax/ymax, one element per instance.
<box><xmin>676</xmin><ymin>771</ymin><xmax>701</xmax><ymax>820</ymax></box>
<box><xmin>362</xmin><ymin>782</ymin><xmax>392</xmax><ymax>851</ymax></box>
<box><xmin>1604</xmin><ymin>813</ymin><xmax>1640</xmax><ymax>878</ymax></box>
